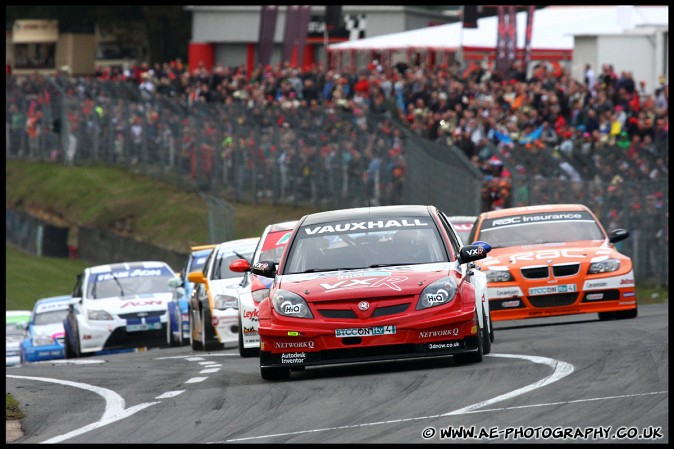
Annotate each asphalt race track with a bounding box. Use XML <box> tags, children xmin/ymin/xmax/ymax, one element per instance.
<box><xmin>6</xmin><ymin>303</ymin><xmax>668</xmax><ymax>444</ymax></box>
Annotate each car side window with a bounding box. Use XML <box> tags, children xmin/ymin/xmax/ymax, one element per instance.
<box><xmin>201</xmin><ymin>249</ymin><xmax>215</xmax><ymax>278</ymax></box>
<box><xmin>467</xmin><ymin>218</ymin><xmax>479</xmax><ymax>244</ymax></box>
<box><xmin>72</xmin><ymin>273</ymin><xmax>83</xmax><ymax>298</ymax></box>
<box><xmin>438</xmin><ymin>212</ymin><xmax>462</xmax><ymax>257</ymax></box>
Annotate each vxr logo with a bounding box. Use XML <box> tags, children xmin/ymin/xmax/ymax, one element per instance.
<box><xmin>320</xmin><ymin>276</ymin><xmax>408</xmax><ymax>292</ymax></box>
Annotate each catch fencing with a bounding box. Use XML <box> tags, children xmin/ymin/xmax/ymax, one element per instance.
<box><xmin>5</xmin><ymin>75</ymin><xmax>668</xmax><ymax>285</ymax></box>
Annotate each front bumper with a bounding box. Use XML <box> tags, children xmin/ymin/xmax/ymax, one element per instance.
<box><xmin>22</xmin><ymin>343</ymin><xmax>65</xmax><ymax>362</ymax></box>
<box><xmin>78</xmin><ymin>314</ymin><xmax>168</xmax><ymax>353</ymax></box>
<box><xmin>259</xmin><ymin>308</ymin><xmax>478</xmax><ymax>369</ymax></box>
<box><xmin>212</xmin><ymin>307</ymin><xmax>238</xmax><ymax>348</ymax></box>
<box><xmin>487</xmin><ymin>270</ymin><xmax>637</xmax><ymax>321</ymax></box>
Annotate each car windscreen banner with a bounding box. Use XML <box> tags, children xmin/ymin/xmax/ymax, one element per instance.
<box><xmin>480</xmin><ymin>211</ymin><xmax>596</xmax><ymax>231</ymax></box>
<box><xmin>92</xmin><ymin>266</ymin><xmax>174</xmax><ymax>283</ymax></box>
<box><xmin>299</xmin><ymin>217</ymin><xmax>434</xmax><ymax>237</ymax></box>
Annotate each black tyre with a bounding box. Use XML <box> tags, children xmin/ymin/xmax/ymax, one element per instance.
<box><xmin>615</xmin><ymin>306</ymin><xmax>638</xmax><ymax>319</ymax></box>
<box><xmin>166</xmin><ymin>315</ymin><xmax>175</xmax><ymax>347</ymax></box>
<box><xmin>72</xmin><ymin>325</ymin><xmax>82</xmax><ymax>358</ymax></box>
<box><xmin>454</xmin><ymin>311</ymin><xmax>484</xmax><ymax>364</ymax></box>
<box><xmin>599</xmin><ymin>306</ymin><xmax>638</xmax><ymax>320</ymax></box>
<box><xmin>261</xmin><ymin>366</ymin><xmax>291</xmax><ymax>380</ymax></box>
<box><xmin>238</xmin><ymin>315</ymin><xmax>259</xmax><ymax>358</ymax></box>
<box><xmin>201</xmin><ymin>305</ymin><xmax>222</xmax><ymax>351</ymax></box>
<box><xmin>598</xmin><ymin>311</ymin><xmax>612</xmax><ymax>320</ymax></box>
<box><xmin>73</xmin><ymin>330</ymin><xmax>94</xmax><ymax>358</ymax></box>
<box><xmin>482</xmin><ymin>309</ymin><xmax>492</xmax><ymax>355</ymax></box>
<box><xmin>189</xmin><ymin>305</ymin><xmax>203</xmax><ymax>350</ymax></box>
<box><xmin>177</xmin><ymin>320</ymin><xmax>185</xmax><ymax>346</ymax></box>
<box><xmin>64</xmin><ymin>328</ymin><xmax>74</xmax><ymax>359</ymax></box>
<box><xmin>489</xmin><ymin>314</ymin><xmax>495</xmax><ymax>343</ymax></box>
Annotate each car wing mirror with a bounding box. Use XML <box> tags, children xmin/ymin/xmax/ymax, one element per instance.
<box><xmin>67</xmin><ymin>296</ymin><xmax>82</xmax><ymax>311</ymax></box>
<box><xmin>168</xmin><ymin>277</ymin><xmax>182</xmax><ymax>289</ymax></box>
<box><xmin>608</xmin><ymin>228</ymin><xmax>629</xmax><ymax>243</ymax></box>
<box><xmin>251</xmin><ymin>260</ymin><xmax>276</xmax><ymax>278</ymax></box>
<box><xmin>459</xmin><ymin>242</ymin><xmax>491</xmax><ymax>264</ymax></box>
<box><xmin>187</xmin><ymin>271</ymin><xmax>206</xmax><ymax>284</ymax></box>
<box><xmin>229</xmin><ymin>258</ymin><xmax>251</xmax><ymax>273</ymax></box>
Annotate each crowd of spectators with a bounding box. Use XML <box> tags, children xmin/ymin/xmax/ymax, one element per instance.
<box><xmin>5</xmin><ymin>55</ymin><xmax>668</xmax><ymax>285</ymax></box>
<box><xmin>7</xmin><ymin>56</ymin><xmax>668</xmax><ymax>213</ymax></box>
<box><xmin>93</xmin><ymin>56</ymin><xmax>668</xmax><ymax>208</ymax></box>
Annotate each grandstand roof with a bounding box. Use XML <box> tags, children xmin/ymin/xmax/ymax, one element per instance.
<box><xmin>327</xmin><ymin>5</ymin><xmax>669</xmax><ymax>52</ymax></box>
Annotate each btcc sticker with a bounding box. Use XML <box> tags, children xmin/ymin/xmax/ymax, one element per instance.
<box><xmin>243</xmin><ymin>310</ymin><xmax>258</xmax><ymax>320</ymax></box>
<box><xmin>425</xmin><ymin>289</ymin><xmax>450</xmax><ymax>305</ymax></box>
<box><xmin>528</xmin><ymin>309</ymin><xmax>581</xmax><ymax>317</ymax></box>
<box><xmin>303</xmin><ymin>218</ymin><xmax>430</xmax><ymax>235</ymax></box>
<box><xmin>585</xmin><ymin>280</ymin><xmax>608</xmax><ymax>289</ymax></box>
<box><xmin>501</xmin><ymin>300</ymin><xmax>521</xmax><ymax>308</ymax></box>
<box><xmin>36</xmin><ymin>302</ymin><xmax>70</xmax><ymax>313</ymax></box>
<box><xmin>253</xmin><ymin>261</ymin><xmax>273</xmax><ymax>272</ymax></box>
<box><xmin>583</xmin><ymin>272</ymin><xmax>635</xmax><ymax>291</ymax></box>
<box><xmin>481</xmin><ymin>211</ymin><xmax>595</xmax><ymax>229</ymax></box>
<box><xmin>586</xmin><ymin>293</ymin><xmax>604</xmax><ymax>300</ymax></box>
<box><xmin>320</xmin><ymin>276</ymin><xmax>408</xmax><ymax>292</ymax></box>
<box><xmin>97</xmin><ymin>269</ymin><xmax>164</xmax><ymax>281</ymax></box>
<box><xmin>507</xmin><ymin>249</ymin><xmax>587</xmax><ymax>262</ymax></box>
<box><xmin>126</xmin><ymin>322</ymin><xmax>162</xmax><ymax>332</ymax></box>
<box><xmin>464</xmin><ymin>246</ymin><xmax>485</xmax><ymax>257</ymax></box>
<box><xmin>489</xmin><ymin>287</ymin><xmax>523</xmax><ymax>297</ymax></box>
<box><xmin>281</xmin><ymin>352</ymin><xmax>306</xmax><ymax>364</ymax></box>
<box><xmin>120</xmin><ymin>300</ymin><xmax>164</xmax><ymax>308</ymax></box>
<box><xmin>419</xmin><ymin>328</ymin><xmax>459</xmax><ymax>339</ymax></box>
<box><xmin>428</xmin><ymin>341</ymin><xmax>461</xmax><ymax>350</ymax></box>
<box><xmin>335</xmin><ymin>325</ymin><xmax>396</xmax><ymax>338</ymax></box>
<box><xmin>274</xmin><ymin>341</ymin><xmax>315</xmax><ymax>349</ymax></box>
<box><xmin>338</xmin><ymin>271</ymin><xmax>390</xmax><ymax>279</ymax></box>
<box><xmin>287</xmin><ymin>331</ymin><xmax>300</xmax><ymax>336</ymax></box>
<box><xmin>529</xmin><ymin>284</ymin><xmax>577</xmax><ymax>296</ymax></box>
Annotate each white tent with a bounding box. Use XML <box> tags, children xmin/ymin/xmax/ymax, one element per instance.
<box><xmin>328</xmin><ymin>5</ymin><xmax>668</xmax><ymax>66</ymax></box>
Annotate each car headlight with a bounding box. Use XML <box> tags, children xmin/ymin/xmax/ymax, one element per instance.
<box><xmin>588</xmin><ymin>258</ymin><xmax>621</xmax><ymax>274</ymax></box>
<box><xmin>214</xmin><ymin>294</ymin><xmax>239</xmax><ymax>310</ymax></box>
<box><xmin>32</xmin><ymin>335</ymin><xmax>55</xmax><ymax>346</ymax></box>
<box><xmin>486</xmin><ymin>269</ymin><xmax>514</xmax><ymax>283</ymax></box>
<box><xmin>251</xmin><ymin>288</ymin><xmax>270</xmax><ymax>304</ymax></box>
<box><xmin>87</xmin><ymin>310</ymin><xmax>113</xmax><ymax>320</ymax></box>
<box><xmin>270</xmin><ymin>290</ymin><xmax>313</xmax><ymax>318</ymax></box>
<box><xmin>416</xmin><ymin>276</ymin><xmax>457</xmax><ymax>310</ymax></box>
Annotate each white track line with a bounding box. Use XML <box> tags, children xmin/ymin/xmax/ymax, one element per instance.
<box><xmin>223</xmin><ymin>353</ymin><xmax>574</xmax><ymax>443</ymax></box>
<box><xmin>6</xmin><ymin>374</ymin><xmax>158</xmax><ymax>444</ymax></box>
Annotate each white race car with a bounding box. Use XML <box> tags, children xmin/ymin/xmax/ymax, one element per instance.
<box><xmin>63</xmin><ymin>261</ymin><xmax>182</xmax><ymax>357</ymax></box>
<box><xmin>6</xmin><ymin>310</ymin><xmax>31</xmax><ymax>366</ymax></box>
<box><xmin>231</xmin><ymin>220</ymin><xmax>297</xmax><ymax>357</ymax></box>
<box><xmin>187</xmin><ymin>237</ymin><xmax>259</xmax><ymax>351</ymax></box>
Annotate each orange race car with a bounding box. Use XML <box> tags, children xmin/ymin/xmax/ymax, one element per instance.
<box><xmin>468</xmin><ymin>204</ymin><xmax>637</xmax><ymax>321</ymax></box>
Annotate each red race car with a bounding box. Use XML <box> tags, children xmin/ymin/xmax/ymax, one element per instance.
<box><xmin>253</xmin><ymin>205</ymin><xmax>492</xmax><ymax>380</ymax></box>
